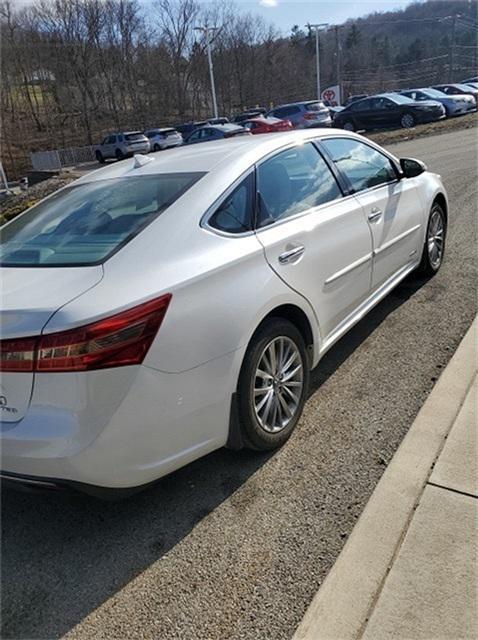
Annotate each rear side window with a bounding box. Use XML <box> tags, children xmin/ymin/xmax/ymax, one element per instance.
<box><xmin>257</xmin><ymin>143</ymin><xmax>341</xmax><ymax>226</ymax></box>
<box><xmin>274</xmin><ymin>106</ymin><xmax>300</xmax><ymax>118</ymax></box>
<box><xmin>0</xmin><ymin>173</ymin><xmax>205</xmax><ymax>267</ymax></box>
<box><xmin>208</xmin><ymin>173</ymin><xmax>254</xmax><ymax>234</ymax></box>
<box><xmin>322</xmin><ymin>138</ymin><xmax>397</xmax><ymax>192</ymax></box>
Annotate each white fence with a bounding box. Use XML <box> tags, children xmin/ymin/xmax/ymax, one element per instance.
<box><xmin>31</xmin><ymin>145</ymin><xmax>96</xmax><ymax>171</ymax></box>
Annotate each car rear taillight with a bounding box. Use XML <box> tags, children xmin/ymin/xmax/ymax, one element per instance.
<box><xmin>0</xmin><ymin>337</ymin><xmax>37</xmax><ymax>372</ymax></box>
<box><xmin>0</xmin><ymin>294</ymin><xmax>172</xmax><ymax>373</ymax></box>
<box><xmin>303</xmin><ymin>113</ymin><xmax>318</xmax><ymax>120</ymax></box>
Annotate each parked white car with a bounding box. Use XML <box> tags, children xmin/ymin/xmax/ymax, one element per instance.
<box><xmin>95</xmin><ymin>131</ymin><xmax>150</xmax><ymax>163</ymax></box>
<box><xmin>144</xmin><ymin>127</ymin><xmax>183</xmax><ymax>151</ymax></box>
<box><xmin>0</xmin><ymin>130</ymin><xmax>448</xmax><ymax>497</ymax></box>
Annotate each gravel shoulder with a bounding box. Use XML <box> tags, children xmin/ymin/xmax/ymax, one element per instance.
<box><xmin>1</xmin><ymin>128</ymin><xmax>477</xmax><ymax>640</ymax></box>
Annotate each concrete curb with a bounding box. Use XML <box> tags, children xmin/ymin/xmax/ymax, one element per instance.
<box><xmin>293</xmin><ymin>317</ymin><xmax>477</xmax><ymax>640</ymax></box>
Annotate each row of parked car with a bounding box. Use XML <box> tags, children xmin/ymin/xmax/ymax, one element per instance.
<box><xmin>95</xmin><ymin>78</ymin><xmax>477</xmax><ymax>163</ymax></box>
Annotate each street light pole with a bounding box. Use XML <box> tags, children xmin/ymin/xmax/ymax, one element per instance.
<box><xmin>307</xmin><ymin>23</ymin><xmax>329</xmax><ymax>102</ymax></box>
<box><xmin>195</xmin><ymin>26</ymin><xmax>218</xmax><ymax>119</ymax></box>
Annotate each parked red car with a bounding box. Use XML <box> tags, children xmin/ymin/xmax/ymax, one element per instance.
<box><xmin>242</xmin><ymin>116</ymin><xmax>293</xmax><ymax>134</ymax></box>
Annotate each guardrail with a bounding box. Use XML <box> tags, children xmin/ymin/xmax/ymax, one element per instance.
<box><xmin>31</xmin><ymin>145</ymin><xmax>96</xmax><ymax>171</ymax></box>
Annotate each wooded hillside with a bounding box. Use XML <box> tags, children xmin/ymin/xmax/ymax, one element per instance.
<box><xmin>1</xmin><ymin>0</ymin><xmax>477</xmax><ymax>177</ymax></box>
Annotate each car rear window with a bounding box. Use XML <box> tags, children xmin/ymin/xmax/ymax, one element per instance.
<box><xmin>0</xmin><ymin>173</ymin><xmax>205</xmax><ymax>267</ymax></box>
<box><xmin>125</xmin><ymin>133</ymin><xmax>146</xmax><ymax>142</ymax></box>
<box><xmin>305</xmin><ymin>101</ymin><xmax>325</xmax><ymax>111</ymax></box>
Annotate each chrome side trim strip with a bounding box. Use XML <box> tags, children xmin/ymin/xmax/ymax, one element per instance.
<box><xmin>324</xmin><ymin>252</ymin><xmax>373</xmax><ymax>285</ymax></box>
<box><xmin>374</xmin><ymin>224</ymin><xmax>421</xmax><ymax>257</ymax></box>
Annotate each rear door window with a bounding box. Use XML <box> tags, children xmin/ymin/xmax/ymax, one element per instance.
<box><xmin>208</xmin><ymin>173</ymin><xmax>254</xmax><ymax>233</ymax></box>
<box><xmin>0</xmin><ymin>173</ymin><xmax>205</xmax><ymax>267</ymax></box>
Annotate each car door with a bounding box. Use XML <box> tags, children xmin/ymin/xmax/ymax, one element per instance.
<box><xmin>348</xmin><ymin>99</ymin><xmax>372</xmax><ymax>129</ymax></box>
<box><xmin>254</xmin><ymin>141</ymin><xmax>373</xmax><ymax>342</ymax></box>
<box><xmin>321</xmin><ymin>136</ymin><xmax>424</xmax><ymax>291</ymax></box>
<box><xmin>104</xmin><ymin>135</ymin><xmax>116</xmax><ymax>158</ymax></box>
<box><xmin>368</xmin><ymin>97</ymin><xmax>400</xmax><ymax>128</ymax></box>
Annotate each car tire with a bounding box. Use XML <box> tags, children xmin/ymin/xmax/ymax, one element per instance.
<box><xmin>416</xmin><ymin>201</ymin><xmax>446</xmax><ymax>277</ymax></box>
<box><xmin>95</xmin><ymin>151</ymin><xmax>105</xmax><ymax>164</ymax></box>
<box><xmin>115</xmin><ymin>149</ymin><xmax>124</xmax><ymax>161</ymax></box>
<box><xmin>343</xmin><ymin>120</ymin><xmax>355</xmax><ymax>131</ymax></box>
<box><xmin>401</xmin><ymin>112</ymin><xmax>415</xmax><ymax>128</ymax></box>
<box><xmin>237</xmin><ymin>318</ymin><xmax>310</xmax><ymax>451</ymax></box>
<box><xmin>153</xmin><ymin>144</ymin><xmax>161</xmax><ymax>152</ymax></box>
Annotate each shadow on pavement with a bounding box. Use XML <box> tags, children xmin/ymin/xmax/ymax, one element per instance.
<box><xmin>0</xmin><ymin>274</ymin><xmax>427</xmax><ymax>640</ymax></box>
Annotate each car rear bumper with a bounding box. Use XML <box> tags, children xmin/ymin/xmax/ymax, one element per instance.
<box><xmin>0</xmin><ymin>349</ymin><xmax>242</xmax><ymax>491</ymax></box>
<box><xmin>416</xmin><ymin>111</ymin><xmax>446</xmax><ymax>124</ymax></box>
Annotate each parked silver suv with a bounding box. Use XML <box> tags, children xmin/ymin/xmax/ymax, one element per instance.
<box><xmin>267</xmin><ymin>101</ymin><xmax>332</xmax><ymax>128</ymax></box>
<box><xmin>96</xmin><ymin>132</ymin><xmax>150</xmax><ymax>163</ymax></box>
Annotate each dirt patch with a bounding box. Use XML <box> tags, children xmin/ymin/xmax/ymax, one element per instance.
<box><xmin>367</xmin><ymin>111</ymin><xmax>478</xmax><ymax>146</ymax></box>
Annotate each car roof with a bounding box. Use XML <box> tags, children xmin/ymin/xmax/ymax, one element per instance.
<box><xmin>272</xmin><ymin>100</ymin><xmax>319</xmax><ymax>108</ymax></box>
<box><xmin>79</xmin><ymin>129</ymin><xmax>388</xmax><ymax>186</ymax></box>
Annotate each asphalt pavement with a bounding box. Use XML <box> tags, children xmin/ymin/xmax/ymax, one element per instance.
<box><xmin>1</xmin><ymin>128</ymin><xmax>477</xmax><ymax>640</ymax></box>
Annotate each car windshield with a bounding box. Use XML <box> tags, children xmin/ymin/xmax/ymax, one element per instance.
<box><xmin>125</xmin><ymin>133</ymin><xmax>145</xmax><ymax>142</ymax></box>
<box><xmin>0</xmin><ymin>173</ymin><xmax>204</xmax><ymax>267</ymax></box>
<box><xmin>421</xmin><ymin>88</ymin><xmax>447</xmax><ymax>98</ymax></box>
<box><xmin>454</xmin><ymin>84</ymin><xmax>475</xmax><ymax>91</ymax></box>
<box><xmin>384</xmin><ymin>94</ymin><xmax>415</xmax><ymax>104</ymax></box>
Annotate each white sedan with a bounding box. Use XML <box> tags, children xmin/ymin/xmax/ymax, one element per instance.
<box><xmin>0</xmin><ymin>130</ymin><xmax>448</xmax><ymax>497</ymax></box>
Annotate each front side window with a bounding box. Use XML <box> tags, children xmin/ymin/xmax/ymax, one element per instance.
<box><xmin>0</xmin><ymin>173</ymin><xmax>205</xmax><ymax>267</ymax></box>
<box><xmin>257</xmin><ymin>143</ymin><xmax>342</xmax><ymax>226</ymax></box>
<box><xmin>208</xmin><ymin>173</ymin><xmax>254</xmax><ymax>234</ymax></box>
<box><xmin>322</xmin><ymin>138</ymin><xmax>397</xmax><ymax>193</ymax></box>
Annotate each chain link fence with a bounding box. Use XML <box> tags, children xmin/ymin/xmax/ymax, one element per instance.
<box><xmin>31</xmin><ymin>145</ymin><xmax>96</xmax><ymax>171</ymax></box>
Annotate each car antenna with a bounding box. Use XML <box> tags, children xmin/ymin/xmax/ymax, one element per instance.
<box><xmin>132</xmin><ymin>154</ymin><xmax>154</xmax><ymax>169</ymax></box>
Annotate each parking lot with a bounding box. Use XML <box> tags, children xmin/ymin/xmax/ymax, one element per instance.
<box><xmin>1</xmin><ymin>128</ymin><xmax>477</xmax><ymax>640</ymax></box>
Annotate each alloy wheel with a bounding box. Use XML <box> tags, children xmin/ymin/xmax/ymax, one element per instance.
<box><xmin>253</xmin><ymin>336</ymin><xmax>304</xmax><ymax>434</ymax></box>
<box><xmin>427</xmin><ymin>208</ymin><xmax>444</xmax><ymax>269</ymax></box>
<box><xmin>401</xmin><ymin>113</ymin><xmax>415</xmax><ymax>128</ymax></box>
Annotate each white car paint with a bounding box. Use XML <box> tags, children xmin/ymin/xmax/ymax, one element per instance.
<box><xmin>0</xmin><ymin>130</ymin><xmax>448</xmax><ymax>493</ymax></box>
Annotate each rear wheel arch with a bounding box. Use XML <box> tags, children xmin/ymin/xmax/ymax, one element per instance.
<box><xmin>226</xmin><ymin>304</ymin><xmax>316</xmax><ymax>450</ymax></box>
<box><xmin>433</xmin><ymin>193</ymin><xmax>448</xmax><ymax>227</ymax></box>
<box><xmin>256</xmin><ymin>304</ymin><xmax>315</xmax><ymax>367</ymax></box>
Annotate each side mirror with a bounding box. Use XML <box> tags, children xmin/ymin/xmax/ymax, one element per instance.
<box><xmin>400</xmin><ymin>157</ymin><xmax>427</xmax><ymax>178</ymax></box>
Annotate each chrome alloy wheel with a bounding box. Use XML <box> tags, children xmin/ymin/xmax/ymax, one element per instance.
<box><xmin>427</xmin><ymin>209</ymin><xmax>444</xmax><ymax>269</ymax></box>
<box><xmin>253</xmin><ymin>336</ymin><xmax>304</xmax><ymax>434</ymax></box>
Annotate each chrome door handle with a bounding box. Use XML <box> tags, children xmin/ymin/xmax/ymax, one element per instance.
<box><xmin>278</xmin><ymin>245</ymin><xmax>305</xmax><ymax>264</ymax></box>
<box><xmin>368</xmin><ymin>207</ymin><xmax>383</xmax><ymax>222</ymax></box>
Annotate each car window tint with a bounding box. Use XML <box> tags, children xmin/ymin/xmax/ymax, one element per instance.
<box><xmin>322</xmin><ymin>138</ymin><xmax>397</xmax><ymax>192</ymax></box>
<box><xmin>349</xmin><ymin>99</ymin><xmax>370</xmax><ymax>111</ymax></box>
<box><xmin>0</xmin><ymin>173</ymin><xmax>205</xmax><ymax>267</ymax></box>
<box><xmin>208</xmin><ymin>173</ymin><xmax>254</xmax><ymax>234</ymax></box>
<box><xmin>257</xmin><ymin>143</ymin><xmax>341</xmax><ymax>226</ymax></box>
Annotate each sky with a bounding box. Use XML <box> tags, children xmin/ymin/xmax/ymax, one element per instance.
<box><xmin>14</xmin><ymin>0</ymin><xmax>423</xmax><ymax>34</ymax></box>
<box><xmin>198</xmin><ymin>0</ymin><xmax>422</xmax><ymax>34</ymax></box>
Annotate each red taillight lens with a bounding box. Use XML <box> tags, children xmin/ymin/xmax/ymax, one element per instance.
<box><xmin>304</xmin><ymin>112</ymin><xmax>317</xmax><ymax>120</ymax></box>
<box><xmin>0</xmin><ymin>295</ymin><xmax>172</xmax><ymax>373</ymax></box>
<box><xmin>0</xmin><ymin>337</ymin><xmax>37</xmax><ymax>372</ymax></box>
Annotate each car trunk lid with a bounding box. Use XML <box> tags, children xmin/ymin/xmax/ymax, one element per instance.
<box><xmin>0</xmin><ymin>266</ymin><xmax>103</xmax><ymax>422</ymax></box>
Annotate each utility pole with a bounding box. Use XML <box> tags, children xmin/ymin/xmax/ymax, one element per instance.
<box><xmin>307</xmin><ymin>23</ymin><xmax>329</xmax><ymax>101</ymax></box>
<box><xmin>335</xmin><ymin>25</ymin><xmax>341</xmax><ymax>104</ymax></box>
<box><xmin>194</xmin><ymin>26</ymin><xmax>218</xmax><ymax>119</ymax></box>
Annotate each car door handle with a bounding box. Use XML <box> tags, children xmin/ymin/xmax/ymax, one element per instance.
<box><xmin>278</xmin><ymin>245</ymin><xmax>305</xmax><ymax>264</ymax></box>
<box><xmin>368</xmin><ymin>207</ymin><xmax>383</xmax><ymax>222</ymax></box>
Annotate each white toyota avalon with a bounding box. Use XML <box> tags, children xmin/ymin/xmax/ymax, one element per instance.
<box><xmin>0</xmin><ymin>130</ymin><xmax>447</xmax><ymax>497</ymax></box>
